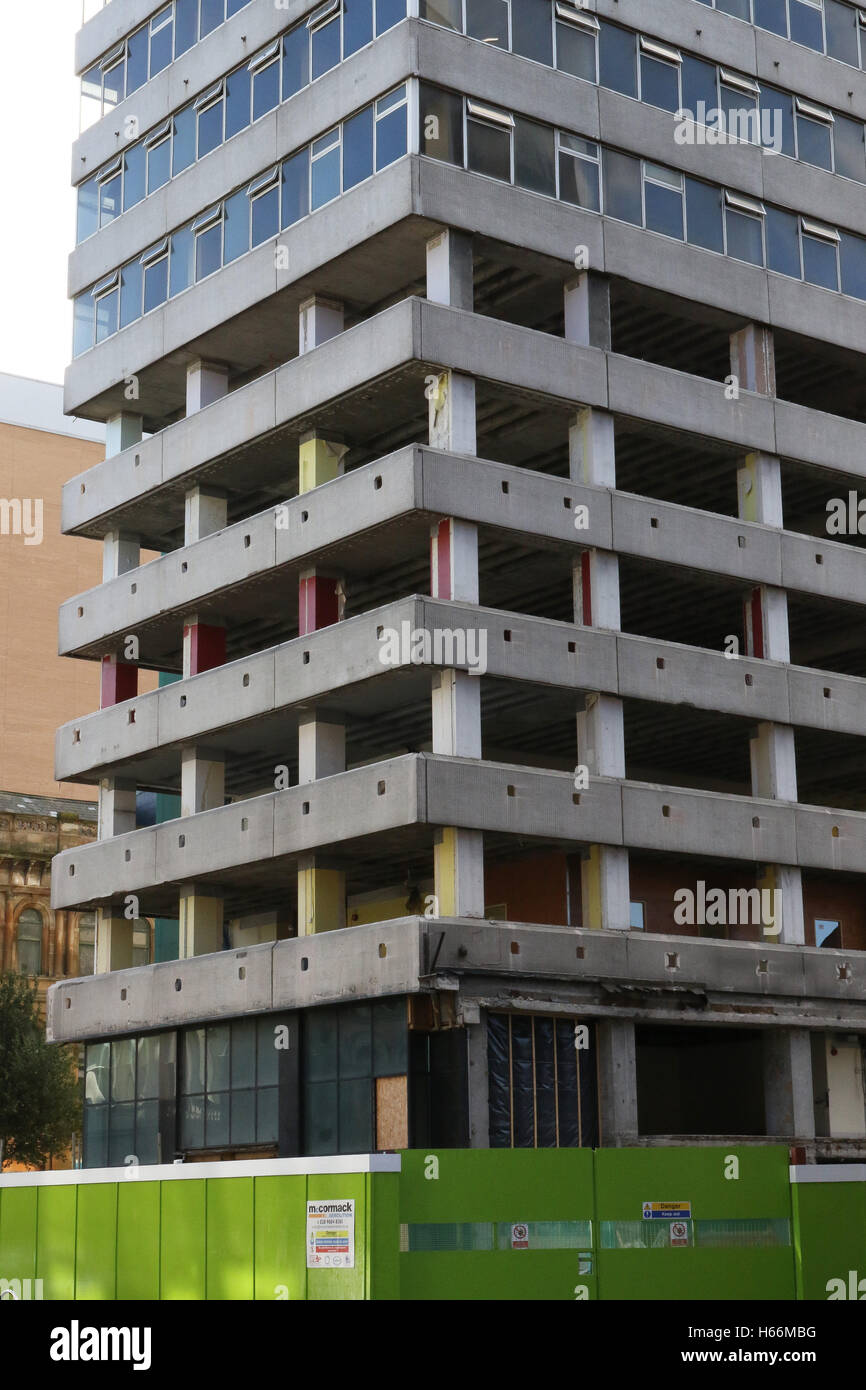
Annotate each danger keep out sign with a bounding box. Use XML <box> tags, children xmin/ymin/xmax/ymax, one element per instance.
<box><xmin>306</xmin><ymin>1199</ymin><xmax>355</xmax><ymax>1269</ymax></box>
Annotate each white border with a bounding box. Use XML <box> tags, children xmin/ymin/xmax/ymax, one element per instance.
<box><xmin>790</xmin><ymin>1163</ymin><xmax>866</xmax><ymax>1183</ymax></box>
<box><xmin>0</xmin><ymin>1153</ymin><xmax>402</xmax><ymax>1188</ymax></box>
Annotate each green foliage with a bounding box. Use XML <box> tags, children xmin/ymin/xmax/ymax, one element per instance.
<box><xmin>0</xmin><ymin>972</ymin><xmax>81</xmax><ymax>1169</ymax></box>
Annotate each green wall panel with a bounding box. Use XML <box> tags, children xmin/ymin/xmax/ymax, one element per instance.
<box><xmin>36</xmin><ymin>1186</ymin><xmax>77</xmax><ymax>1300</ymax></box>
<box><xmin>368</xmin><ymin>1172</ymin><xmax>400</xmax><ymax>1301</ymax></box>
<box><xmin>0</xmin><ymin>1187</ymin><xmax>38</xmax><ymax>1286</ymax></box>
<box><xmin>306</xmin><ymin>1174</ymin><xmax>368</xmax><ymax>1301</ymax></box>
<box><xmin>161</xmin><ymin>1180</ymin><xmax>206</xmax><ymax>1300</ymax></box>
<box><xmin>399</xmin><ymin>1251</ymin><xmax>596</xmax><ymax>1301</ymax></box>
<box><xmin>254</xmin><ymin>1175</ymin><xmax>307</xmax><ymax>1302</ymax></box>
<box><xmin>75</xmin><ymin>1184</ymin><xmax>118</xmax><ymax>1300</ymax></box>
<box><xmin>400</xmin><ymin>1149</ymin><xmax>595</xmax><ymax>1222</ymax></box>
<box><xmin>207</xmin><ymin>1178</ymin><xmax>255</xmax><ymax>1300</ymax></box>
<box><xmin>117</xmin><ymin>1182</ymin><xmax>161</xmax><ymax>1301</ymax></box>
<box><xmin>793</xmin><ymin>1182</ymin><xmax>866</xmax><ymax>1301</ymax></box>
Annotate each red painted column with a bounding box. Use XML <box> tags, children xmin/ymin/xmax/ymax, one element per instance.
<box><xmin>100</xmin><ymin>653</ymin><xmax>138</xmax><ymax>707</ymax></box>
<box><xmin>298</xmin><ymin>572</ymin><xmax>341</xmax><ymax>635</ymax></box>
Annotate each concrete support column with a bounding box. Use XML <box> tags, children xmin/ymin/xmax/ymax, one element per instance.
<box><xmin>430</xmin><ymin>517</ymin><xmax>479</xmax><ymax>603</ymax></box>
<box><xmin>426</xmin><ymin>229</ymin><xmax>473</xmax><ymax>310</ymax></box>
<box><xmin>98</xmin><ymin>777</ymin><xmax>137</xmax><ymax>840</ymax></box>
<box><xmin>100</xmin><ymin>652</ymin><xmax>138</xmax><ymax>707</ymax></box>
<box><xmin>466</xmin><ymin>1011</ymin><xmax>489</xmax><ymax>1148</ymax></box>
<box><xmin>186</xmin><ymin>359</ymin><xmax>229</xmax><ymax>414</ymax></box>
<box><xmin>178</xmin><ymin>884</ymin><xmax>224</xmax><ymax>958</ymax></box>
<box><xmin>105</xmin><ymin>412</ymin><xmax>142</xmax><ymax>458</ymax></box>
<box><xmin>597</xmin><ymin>1018</ymin><xmax>639</xmax><ymax>1145</ymax></box>
<box><xmin>102</xmin><ymin>531</ymin><xmax>140</xmax><ymax>582</ymax></box>
<box><xmin>299</xmin><ymin>296</ymin><xmax>344</xmax><ymax>355</ymax></box>
<box><xmin>298</xmin><ymin>714</ymin><xmax>345</xmax><ymax>784</ymax></box>
<box><xmin>184</xmin><ymin>486</ymin><xmax>227</xmax><ymax>544</ymax></box>
<box><xmin>564</xmin><ymin>270</ymin><xmax>612</xmax><ymax>350</ymax></box>
<box><xmin>731</xmin><ymin>323</ymin><xmax>776</xmax><ymax>397</ymax></box>
<box><xmin>763</xmin><ymin>1028</ymin><xmax>815</xmax><ymax>1139</ymax></box>
<box><xmin>95</xmin><ymin>908</ymin><xmax>134</xmax><ymax>973</ymax></box>
<box><xmin>432</xmin><ymin>669</ymin><xmax>481</xmax><ymax>759</ymax></box>
<box><xmin>298</xmin><ymin>570</ymin><xmax>344</xmax><ymax>634</ymax></box>
<box><xmin>298</xmin><ymin>431</ymin><xmax>347</xmax><ymax>493</ymax></box>
<box><xmin>182</xmin><ymin>615</ymin><xmax>227</xmax><ymax>677</ymax></box>
<box><xmin>428</xmin><ymin>371</ymin><xmax>476</xmax><ymax>454</ymax></box>
<box><xmin>180</xmin><ymin>748</ymin><xmax>225</xmax><ymax>817</ymax></box>
<box><xmin>297</xmin><ymin>715</ymin><xmax>347</xmax><ymax>935</ymax></box>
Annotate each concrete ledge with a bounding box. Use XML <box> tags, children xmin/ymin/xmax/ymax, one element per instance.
<box><xmin>44</xmin><ymin>914</ymin><xmax>866</xmax><ymax>1044</ymax></box>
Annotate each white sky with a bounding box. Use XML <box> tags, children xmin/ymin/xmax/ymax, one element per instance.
<box><xmin>0</xmin><ymin>2</ymin><xmax>81</xmax><ymax>385</ymax></box>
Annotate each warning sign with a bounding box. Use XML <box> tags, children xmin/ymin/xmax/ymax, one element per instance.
<box><xmin>511</xmin><ymin>1223</ymin><xmax>529</xmax><ymax>1249</ymax></box>
<box><xmin>642</xmin><ymin>1201</ymin><xmax>692</xmax><ymax>1221</ymax></box>
<box><xmin>306</xmin><ymin>1199</ymin><xmax>355</xmax><ymax>1269</ymax></box>
<box><xmin>669</xmin><ymin>1220</ymin><xmax>690</xmax><ymax>1247</ymax></box>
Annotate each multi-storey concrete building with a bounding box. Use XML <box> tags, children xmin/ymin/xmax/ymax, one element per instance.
<box><xmin>50</xmin><ymin>0</ymin><xmax>866</xmax><ymax>1171</ymax></box>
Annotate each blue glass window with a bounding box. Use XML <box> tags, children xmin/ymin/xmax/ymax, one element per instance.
<box><xmin>681</xmin><ymin>56</ymin><xmax>717</xmax><ymax>119</ymax></box>
<box><xmin>376</xmin><ymin>0</ymin><xmax>405</xmax><ymax>32</ymax></box>
<box><xmin>343</xmin><ymin>106</ymin><xmax>374</xmax><ymax>190</ymax></box>
<box><xmin>796</xmin><ymin>106</ymin><xmax>833</xmax><ymax>170</ymax></box>
<box><xmin>200</xmin><ymin>0</ymin><xmax>224</xmax><ymax>40</ymax></box>
<box><xmin>147</xmin><ymin>134</ymin><xmax>172</xmax><ymax>194</ymax></box>
<box><xmin>835</xmin><ymin>115</ymin><xmax>866</xmax><ymax>182</ymax></box>
<box><xmin>173</xmin><ymin>106</ymin><xmax>196</xmax><ymax>174</ymax></box>
<box><xmin>175</xmin><ymin>0</ymin><xmax>198</xmax><ymax>56</ymax></box>
<box><xmin>311</xmin><ymin>128</ymin><xmax>342</xmax><ymax>208</ymax></box>
<box><xmin>514</xmin><ymin>116</ymin><xmax>555</xmax><ymax>197</ymax></box>
<box><xmin>282</xmin><ymin>27</ymin><xmax>310</xmax><ymax>100</ymax></box>
<box><xmin>120</xmin><ymin>259</ymin><xmax>143</xmax><ymax>327</ymax></box>
<box><xmin>94</xmin><ymin>282</ymin><xmax>119</xmax><ymax>342</ymax></box>
<box><xmin>789</xmin><ymin>0</ymin><xmax>824</xmax><ymax>50</ymax></box>
<box><xmin>149</xmin><ymin>7</ymin><xmax>174</xmax><ymax>77</ymax></box>
<box><xmin>282</xmin><ymin>148</ymin><xmax>310</xmax><ymax>226</ymax></box>
<box><xmin>802</xmin><ymin>227</ymin><xmax>839</xmax><ymax>290</ymax></box>
<box><xmin>725</xmin><ymin>201</ymin><xmax>765</xmax><ymax>266</ymax></box>
<box><xmin>558</xmin><ymin>134</ymin><xmax>600</xmax><ymax>211</ymax></box>
<box><xmin>644</xmin><ymin>164</ymin><xmax>684</xmax><ymax>240</ymax></box>
<box><xmin>143</xmin><ymin>249</ymin><xmax>169</xmax><ymax>311</ymax></box>
<box><xmin>603</xmin><ymin>149</ymin><xmax>641</xmax><ymax>224</ymax></box>
<box><xmin>344</xmin><ymin>0</ymin><xmax>374</xmax><ymax>54</ymax></box>
<box><xmin>840</xmin><ymin>232</ymin><xmax>866</xmax><ymax>299</ymax></box>
<box><xmin>754</xmin><ymin>0</ymin><xmax>787</xmax><ymax>34</ymax></box>
<box><xmin>98</xmin><ymin>164</ymin><xmax>122</xmax><ymax>225</ymax></box>
<box><xmin>224</xmin><ymin>189</ymin><xmax>250</xmax><ymax>262</ymax></box>
<box><xmin>640</xmin><ymin>49</ymin><xmax>681</xmax><ymax>113</ymax></box>
<box><xmin>598</xmin><ymin>22</ymin><xmax>636</xmax><ymax>98</ymax></box>
<box><xmin>717</xmin><ymin>0</ymin><xmax>751</xmax><ymax>17</ymax></box>
<box><xmin>73</xmin><ymin>293</ymin><xmax>95</xmax><ymax>356</ymax></box>
<box><xmin>194</xmin><ymin>211</ymin><xmax>223</xmax><ymax>279</ymax></box>
<box><xmin>252</xmin><ymin>51</ymin><xmax>281</xmax><ymax>120</ymax></box>
<box><xmin>310</xmin><ymin>7</ymin><xmax>341</xmax><ymax>79</ymax></box>
<box><xmin>556</xmin><ymin>16</ymin><xmax>597</xmax><ymax>82</ymax></box>
<box><xmin>77</xmin><ymin>177</ymin><xmax>99</xmax><ymax>242</ymax></box>
<box><xmin>198</xmin><ymin>93</ymin><xmax>224</xmax><ymax>158</ymax></box>
<box><xmin>375</xmin><ymin>87</ymin><xmax>408</xmax><ymax>169</ymax></box>
<box><xmin>170</xmin><ymin>224</ymin><xmax>195</xmax><ymax>296</ymax></box>
<box><xmin>123</xmin><ymin>143</ymin><xmax>146</xmax><ymax>211</ymax></box>
<box><xmin>826</xmin><ymin>0</ymin><xmax>859</xmax><ymax>63</ymax></box>
<box><xmin>766</xmin><ymin>207</ymin><xmax>801</xmax><ymax>277</ymax></box>
<box><xmin>759</xmin><ymin>86</ymin><xmax>794</xmax><ymax>158</ymax></box>
<box><xmin>513</xmin><ymin>0</ymin><xmax>553</xmax><ymax>67</ymax></box>
<box><xmin>102</xmin><ymin>57</ymin><xmax>125</xmax><ymax>109</ymax></box>
<box><xmin>250</xmin><ymin>176</ymin><xmax>280</xmax><ymax>246</ymax></box>
<box><xmin>126</xmin><ymin>27</ymin><xmax>148</xmax><ymax>95</ymax></box>
<box><xmin>466</xmin><ymin>0</ymin><xmax>508</xmax><ymax>47</ymax></box>
<box><xmin>685</xmin><ymin>178</ymin><xmax>723</xmax><ymax>253</ymax></box>
<box><xmin>226</xmin><ymin>66</ymin><xmax>251</xmax><ymax>139</ymax></box>
<box><xmin>467</xmin><ymin>104</ymin><xmax>512</xmax><ymax>181</ymax></box>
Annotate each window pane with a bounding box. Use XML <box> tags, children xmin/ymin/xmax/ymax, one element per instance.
<box><xmin>253</xmin><ymin>59</ymin><xmax>280</xmax><ymax>121</ymax></box>
<box><xmin>84</xmin><ymin>1104</ymin><xmax>109</xmax><ymax>1168</ymax></box>
<box><xmin>754</xmin><ymin>0</ymin><xmax>787</xmax><ymax>34</ymax></box>
<box><xmin>766</xmin><ymin>205</ymin><xmax>801</xmax><ymax>276</ymax></box>
<box><xmin>681</xmin><ymin>55</ymin><xmax>717</xmax><ymax>117</ymax></box>
<box><xmin>344</xmin><ymin>0</ymin><xmax>374</xmax><ymax>54</ymax></box>
<box><xmin>144</xmin><ymin>256</ymin><xmax>168</xmax><ymax>311</ymax></box>
<box><xmin>467</xmin><ymin>118</ymin><xmax>511</xmax><ymax>181</ymax></box>
<box><xmin>760</xmin><ymin>86</ymin><xmax>794</xmax><ymax>156</ymax></box>
<box><xmin>726</xmin><ymin>208</ymin><xmax>764</xmax><ymax>266</ymax></box>
<box><xmin>147</xmin><ymin>139</ymin><xmax>171</xmax><ymax>194</ymax></box>
<box><xmin>513</xmin><ymin>0</ymin><xmax>553</xmax><ymax>66</ymax></box>
<box><xmin>127</xmin><ymin>27</ymin><xmax>148</xmax><ymax>95</ymax></box>
<box><xmin>135</xmin><ymin>1101</ymin><xmax>159</xmax><ymax>1164</ymax></box>
<box><xmin>797</xmin><ymin>114</ymin><xmax>832</xmax><ymax>170</ymax></box>
<box><xmin>111</xmin><ymin>1039</ymin><xmax>136</xmax><ymax>1103</ymax></box>
<box><xmin>200</xmin><ymin>0</ymin><xmax>224</xmax><ymax>39</ymax></box>
<box><xmin>74</xmin><ymin>293</ymin><xmax>95</xmax><ymax>356</ymax></box>
<box><xmin>376</xmin><ymin>0</ymin><xmax>405</xmax><ymax>32</ymax></box>
<box><xmin>789</xmin><ymin>0</ymin><xmax>824</xmax><ymax>50</ymax></box>
<box><xmin>598</xmin><ymin>21</ymin><xmax>636</xmax><ymax>98</ymax></box>
<box><xmin>183</xmin><ymin>1029</ymin><xmax>206</xmax><ymax>1093</ymax></box>
<box><xmin>344</xmin><ymin>106</ymin><xmax>374</xmax><ymax>189</ymax></box>
<box><xmin>175</xmin><ymin>0</ymin><xmax>198</xmax><ymax>56</ymax></box>
<box><xmin>227</xmin><ymin>0</ymin><xmax>249</xmax><ymax>14</ymax></box>
<box><xmin>103</xmin><ymin>60</ymin><xmax>125</xmax><ymax>109</ymax></box>
<box><xmin>306</xmin><ymin>1007</ymin><xmax>337</xmax><ymax>1080</ymax></box>
<box><xmin>170</xmin><ymin>225</ymin><xmax>194</xmax><ymax>295</ymax></box>
<box><xmin>86</xmin><ymin>1042</ymin><xmax>110</xmax><ymax>1105</ymax></box>
<box><xmin>198</xmin><ymin>100</ymin><xmax>224</xmax><ymax>158</ymax></box>
<box><xmin>150</xmin><ymin>12</ymin><xmax>174</xmax><ymax>77</ymax></box>
<box><xmin>231</xmin><ymin>1089</ymin><xmax>255</xmax><ymax>1144</ymax></box>
<box><xmin>645</xmin><ymin>178</ymin><xmax>684</xmax><ymax>239</ymax></box>
<box><xmin>514</xmin><ymin>117</ymin><xmax>555</xmax><ymax>196</ymax></box>
<box><xmin>840</xmin><ymin>231</ymin><xmax>866</xmax><ymax>299</ymax></box>
<box><xmin>720</xmin><ymin>89</ymin><xmax>759</xmax><ymax>144</ymax></box>
<box><xmin>717</xmin><ymin>0</ymin><xmax>751</xmax><ymax>16</ymax></box>
<box><xmin>16</xmin><ymin>911</ymin><xmax>42</xmax><ymax>975</ymax></box>
<box><xmin>173</xmin><ymin>106</ymin><xmax>196</xmax><ymax>174</ymax></box>
<box><xmin>256</xmin><ymin>1019</ymin><xmax>279</xmax><ymax>1086</ymax></box>
<box><xmin>339</xmin><ymin>1003</ymin><xmax>372</xmax><ymax>1079</ymax></box>
<box><xmin>834</xmin><ymin>115</ymin><xmax>866</xmax><ymax>182</ymax></box>
<box><xmin>802</xmin><ymin>235</ymin><xmax>838</xmax><ymax>290</ymax></box>
<box><xmin>206</xmin><ymin>1093</ymin><xmax>230</xmax><ymax>1147</ymax></box>
<box><xmin>826</xmin><ymin>0</ymin><xmax>859</xmax><ymax>63</ymax></box>
<box><xmin>311</xmin><ymin>139</ymin><xmax>341</xmax><ymax>208</ymax></box>
<box><xmin>136</xmin><ymin>1036</ymin><xmax>161</xmax><ymax>1098</ymax></box>
<box><xmin>603</xmin><ymin>149</ymin><xmax>641</xmax><ymax>223</ymax></box>
<box><xmin>282</xmin><ymin>147</ymin><xmax>310</xmax><ymax>225</ymax></box>
<box><xmin>195</xmin><ymin>219</ymin><xmax>223</xmax><ymax>276</ymax></box>
<box><xmin>224</xmin><ymin>189</ymin><xmax>249</xmax><ymax>261</ymax></box>
<box><xmin>123</xmin><ymin>144</ymin><xmax>146</xmax><ymax>210</ymax></box>
<box><xmin>207</xmin><ymin>1025</ymin><xmax>231</xmax><ymax>1090</ymax></box>
<box><xmin>81</xmin><ymin>65</ymin><xmax>102</xmax><ymax>132</ymax></box>
<box><xmin>251</xmin><ymin>186</ymin><xmax>279</xmax><ymax>245</ymax></box>
<box><xmin>77</xmin><ymin>177</ymin><xmax>99</xmax><ymax>241</ymax></box>
<box><xmin>685</xmin><ymin>177</ymin><xmax>723</xmax><ymax>252</ymax></box>
<box><xmin>180</xmin><ymin>1095</ymin><xmax>204</xmax><ymax>1147</ymax></box>
<box><xmin>339</xmin><ymin>1078</ymin><xmax>373</xmax><ymax>1151</ymax></box>
<box><xmin>373</xmin><ymin>997</ymin><xmax>407</xmax><ymax>1073</ymax></box>
<box><xmin>419</xmin><ymin>84</ymin><xmax>464</xmax><ymax>165</ymax></box>
<box><xmin>257</xmin><ymin>1086</ymin><xmax>279</xmax><ymax>1143</ymax></box>
<box><xmin>304</xmin><ymin>1082</ymin><xmax>338</xmax><ymax>1154</ymax></box>
<box><xmin>420</xmin><ymin>0</ymin><xmax>460</xmax><ymax>25</ymax></box>
<box><xmin>95</xmin><ymin>289</ymin><xmax>118</xmax><ymax>343</ymax></box>
<box><xmin>466</xmin><ymin>0</ymin><xmax>508</xmax><ymax>47</ymax></box>
<box><xmin>282</xmin><ymin>26</ymin><xmax>310</xmax><ymax>100</ymax></box>
<box><xmin>109</xmin><ymin>1102</ymin><xmax>136</xmax><ymax>1166</ymax></box>
<box><xmin>311</xmin><ymin>18</ymin><xmax>341</xmax><ymax>80</ymax></box>
<box><xmin>99</xmin><ymin>172</ymin><xmax>122</xmax><ymax>225</ymax></box>
<box><xmin>558</xmin><ymin>150</ymin><xmax>600</xmax><ymax>210</ymax></box>
<box><xmin>640</xmin><ymin>54</ymin><xmax>680</xmax><ymax>113</ymax></box>
<box><xmin>78</xmin><ymin>913</ymin><xmax>96</xmax><ymax>976</ymax></box>
<box><xmin>226</xmin><ymin>65</ymin><xmax>251</xmax><ymax>139</ymax></box>
<box><xmin>375</xmin><ymin>103</ymin><xmax>407</xmax><ymax>169</ymax></box>
<box><xmin>231</xmin><ymin>1020</ymin><xmax>256</xmax><ymax>1088</ymax></box>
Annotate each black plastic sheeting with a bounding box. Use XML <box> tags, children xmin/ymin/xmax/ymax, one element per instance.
<box><xmin>487</xmin><ymin>1014</ymin><xmax>598</xmax><ymax>1148</ymax></box>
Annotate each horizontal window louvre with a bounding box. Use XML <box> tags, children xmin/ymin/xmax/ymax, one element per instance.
<box><xmin>248</xmin><ymin>39</ymin><xmax>281</xmax><ymax>72</ymax></box>
<box><xmin>725</xmin><ymin>190</ymin><xmax>765</xmax><ymax>216</ymax></box>
<box><xmin>308</xmin><ymin>0</ymin><xmax>341</xmax><ymax>28</ymax></box>
<box><xmin>97</xmin><ymin>157</ymin><xmax>123</xmax><ymax>181</ymax></box>
<box><xmin>554</xmin><ymin>3</ymin><xmax>599</xmax><ymax>32</ymax></box>
<box><xmin>92</xmin><ymin>271</ymin><xmax>119</xmax><ymax>296</ymax></box>
<box><xmin>140</xmin><ymin>238</ymin><xmax>169</xmax><ymax>265</ymax></box>
<box><xmin>802</xmin><ymin>217</ymin><xmax>841</xmax><ymax>242</ymax></box>
<box><xmin>101</xmin><ymin>43</ymin><xmax>125</xmax><ymax>70</ymax></box>
<box><xmin>248</xmin><ymin>167</ymin><xmax>279</xmax><ymax>198</ymax></box>
<box><xmin>719</xmin><ymin>69</ymin><xmax>760</xmax><ymax>95</ymax></box>
<box><xmin>144</xmin><ymin>119</ymin><xmax>172</xmax><ymax>146</ymax></box>
<box><xmin>640</xmin><ymin>36</ymin><xmax>682</xmax><ymax>64</ymax></box>
<box><xmin>192</xmin><ymin>206</ymin><xmax>221</xmax><ymax>232</ymax></box>
<box><xmin>796</xmin><ymin>97</ymin><xmax>834</xmax><ymax>123</ymax></box>
<box><xmin>467</xmin><ymin>100</ymin><xmax>514</xmax><ymax>128</ymax></box>
<box><xmin>195</xmin><ymin>81</ymin><xmax>224</xmax><ymax>111</ymax></box>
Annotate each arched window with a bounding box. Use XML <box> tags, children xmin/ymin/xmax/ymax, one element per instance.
<box><xmin>78</xmin><ymin>912</ymin><xmax>96</xmax><ymax>975</ymax></box>
<box><xmin>17</xmin><ymin>909</ymin><xmax>43</xmax><ymax>976</ymax></box>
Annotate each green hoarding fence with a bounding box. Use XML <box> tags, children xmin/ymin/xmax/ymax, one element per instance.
<box><xmin>0</xmin><ymin>1149</ymin><xmax>861</xmax><ymax>1300</ymax></box>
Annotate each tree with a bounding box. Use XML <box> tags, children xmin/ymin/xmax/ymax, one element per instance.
<box><xmin>0</xmin><ymin>972</ymin><xmax>81</xmax><ymax>1169</ymax></box>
